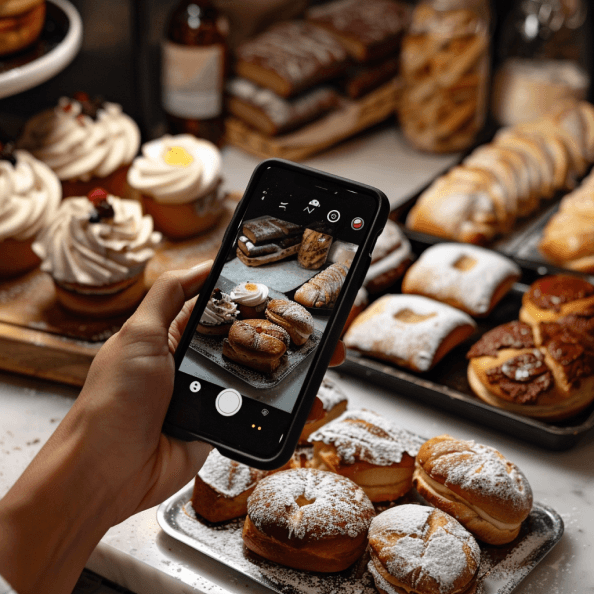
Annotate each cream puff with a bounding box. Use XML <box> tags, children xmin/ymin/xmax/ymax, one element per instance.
<box><xmin>196</xmin><ymin>288</ymin><xmax>239</xmax><ymax>336</ymax></box>
<box><xmin>265</xmin><ymin>299</ymin><xmax>314</xmax><ymax>346</ymax></box>
<box><xmin>229</xmin><ymin>281</ymin><xmax>269</xmax><ymax>318</ymax></box>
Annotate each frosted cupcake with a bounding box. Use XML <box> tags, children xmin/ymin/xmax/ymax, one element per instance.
<box><xmin>196</xmin><ymin>288</ymin><xmax>239</xmax><ymax>336</ymax></box>
<box><xmin>0</xmin><ymin>142</ymin><xmax>61</xmax><ymax>277</ymax></box>
<box><xmin>32</xmin><ymin>188</ymin><xmax>161</xmax><ymax>318</ymax></box>
<box><xmin>230</xmin><ymin>282</ymin><xmax>269</xmax><ymax>318</ymax></box>
<box><xmin>18</xmin><ymin>93</ymin><xmax>141</xmax><ymax>199</ymax></box>
<box><xmin>127</xmin><ymin>134</ymin><xmax>224</xmax><ymax>239</ymax></box>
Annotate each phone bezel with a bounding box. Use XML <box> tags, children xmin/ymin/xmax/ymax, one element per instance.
<box><xmin>163</xmin><ymin>158</ymin><xmax>389</xmax><ymax>469</ymax></box>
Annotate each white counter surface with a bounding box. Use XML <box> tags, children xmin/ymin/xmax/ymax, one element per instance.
<box><xmin>1</xmin><ymin>129</ymin><xmax>593</xmax><ymax>594</ymax></box>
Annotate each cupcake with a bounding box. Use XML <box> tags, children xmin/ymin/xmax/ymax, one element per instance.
<box><xmin>18</xmin><ymin>93</ymin><xmax>141</xmax><ymax>199</ymax></box>
<box><xmin>230</xmin><ymin>281</ymin><xmax>269</xmax><ymax>318</ymax></box>
<box><xmin>127</xmin><ymin>134</ymin><xmax>224</xmax><ymax>239</ymax></box>
<box><xmin>32</xmin><ymin>188</ymin><xmax>161</xmax><ymax>318</ymax></box>
<box><xmin>0</xmin><ymin>0</ymin><xmax>46</xmax><ymax>57</ymax></box>
<box><xmin>196</xmin><ymin>288</ymin><xmax>239</xmax><ymax>336</ymax></box>
<box><xmin>0</xmin><ymin>141</ymin><xmax>61</xmax><ymax>277</ymax></box>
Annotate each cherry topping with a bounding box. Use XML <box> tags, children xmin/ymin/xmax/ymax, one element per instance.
<box><xmin>87</xmin><ymin>188</ymin><xmax>115</xmax><ymax>223</ymax></box>
<box><xmin>0</xmin><ymin>141</ymin><xmax>17</xmax><ymax>166</ymax></box>
<box><xmin>71</xmin><ymin>92</ymin><xmax>104</xmax><ymax>120</ymax></box>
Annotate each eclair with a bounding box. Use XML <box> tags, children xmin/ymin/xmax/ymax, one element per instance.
<box><xmin>265</xmin><ymin>299</ymin><xmax>314</xmax><ymax>346</ymax></box>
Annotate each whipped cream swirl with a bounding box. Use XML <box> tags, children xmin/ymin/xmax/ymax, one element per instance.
<box><xmin>19</xmin><ymin>97</ymin><xmax>141</xmax><ymax>182</ymax></box>
<box><xmin>200</xmin><ymin>291</ymin><xmax>239</xmax><ymax>326</ymax></box>
<box><xmin>0</xmin><ymin>150</ymin><xmax>61</xmax><ymax>242</ymax></box>
<box><xmin>127</xmin><ymin>134</ymin><xmax>222</xmax><ymax>205</ymax></box>
<box><xmin>230</xmin><ymin>282</ymin><xmax>269</xmax><ymax>306</ymax></box>
<box><xmin>32</xmin><ymin>196</ymin><xmax>161</xmax><ymax>286</ymax></box>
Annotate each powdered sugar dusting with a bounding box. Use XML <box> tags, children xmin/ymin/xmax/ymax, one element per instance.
<box><xmin>309</xmin><ymin>409</ymin><xmax>424</xmax><ymax>465</ymax></box>
<box><xmin>247</xmin><ymin>468</ymin><xmax>375</xmax><ymax>541</ymax></box>
<box><xmin>317</xmin><ymin>377</ymin><xmax>348</xmax><ymax>411</ymax></box>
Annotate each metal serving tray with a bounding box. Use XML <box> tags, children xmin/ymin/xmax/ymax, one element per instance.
<box><xmin>158</xmin><ymin>481</ymin><xmax>563</xmax><ymax>594</ymax></box>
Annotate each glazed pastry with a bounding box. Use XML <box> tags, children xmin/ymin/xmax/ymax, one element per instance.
<box><xmin>230</xmin><ymin>281</ymin><xmax>269</xmax><ymax>318</ymax></box>
<box><xmin>32</xmin><ymin>189</ymin><xmax>161</xmax><ymax>318</ymax></box>
<box><xmin>192</xmin><ymin>449</ymin><xmax>271</xmax><ymax>523</ymax></box>
<box><xmin>0</xmin><ymin>0</ymin><xmax>45</xmax><ymax>56</ymax></box>
<box><xmin>299</xmin><ymin>377</ymin><xmax>348</xmax><ymax>445</ymax></box>
<box><xmin>413</xmin><ymin>435</ymin><xmax>533</xmax><ymax>545</ymax></box>
<box><xmin>226</xmin><ymin>78</ymin><xmax>339</xmax><ymax>136</ymax></box>
<box><xmin>243</xmin><ymin>468</ymin><xmax>375</xmax><ymax>572</ymax></box>
<box><xmin>19</xmin><ymin>94</ymin><xmax>140</xmax><ymax>199</ymax></box>
<box><xmin>222</xmin><ymin>319</ymin><xmax>289</xmax><ymax>373</ymax></box>
<box><xmin>519</xmin><ymin>275</ymin><xmax>594</xmax><ymax>329</ymax></box>
<box><xmin>197</xmin><ymin>289</ymin><xmax>239</xmax><ymax>336</ymax></box>
<box><xmin>368</xmin><ymin>505</ymin><xmax>481</xmax><ymax>594</ymax></box>
<box><xmin>310</xmin><ymin>409</ymin><xmax>425</xmax><ymax>502</ymax></box>
<box><xmin>265</xmin><ymin>299</ymin><xmax>314</xmax><ymax>346</ymax></box>
<box><xmin>402</xmin><ymin>243</ymin><xmax>521</xmax><ymax>317</ymax></box>
<box><xmin>235</xmin><ymin>21</ymin><xmax>348</xmax><ymax>97</ymax></box>
<box><xmin>298</xmin><ymin>228</ymin><xmax>334</xmax><ymax>270</ymax></box>
<box><xmin>294</xmin><ymin>262</ymin><xmax>349</xmax><ymax>308</ymax></box>
<box><xmin>344</xmin><ymin>295</ymin><xmax>476</xmax><ymax>372</ymax></box>
<box><xmin>307</xmin><ymin>0</ymin><xmax>410</xmax><ymax>63</ymax></box>
<box><xmin>364</xmin><ymin>220</ymin><xmax>412</xmax><ymax>294</ymax></box>
<box><xmin>0</xmin><ymin>143</ymin><xmax>61</xmax><ymax>277</ymax></box>
<box><xmin>127</xmin><ymin>134</ymin><xmax>224</xmax><ymax>238</ymax></box>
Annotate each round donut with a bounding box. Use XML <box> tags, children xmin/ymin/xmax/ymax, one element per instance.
<box><xmin>265</xmin><ymin>299</ymin><xmax>314</xmax><ymax>345</ymax></box>
<box><xmin>243</xmin><ymin>468</ymin><xmax>375</xmax><ymax>572</ymax></box>
<box><xmin>368</xmin><ymin>504</ymin><xmax>481</xmax><ymax>594</ymax></box>
<box><xmin>412</xmin><ymin>435</ymin><xmax>533</xmax><ymax>545</ymax></box>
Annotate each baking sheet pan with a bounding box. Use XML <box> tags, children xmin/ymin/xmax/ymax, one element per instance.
<box><xmin>158</xmin><ymin>481</ymin><xmax>563</xmax><ymax>594</ymax></box>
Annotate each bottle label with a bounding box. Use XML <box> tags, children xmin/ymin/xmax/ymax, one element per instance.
<box><xmin>162</xmin><ymin>42</ymin><xmax>224</xmax><ymax>119</ymax></box>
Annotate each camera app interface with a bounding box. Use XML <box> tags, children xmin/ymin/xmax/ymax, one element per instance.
<box><xmin>171</xmin><ymin>166</ymin><xmax>379</xmax><ymax>454</ymax></box>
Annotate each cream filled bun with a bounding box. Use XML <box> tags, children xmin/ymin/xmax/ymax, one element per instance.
<box><xmin>127</xmin><ymin>134</ymin><xmax>222</xmax><ymax>205</ymax></box>
<box><xmin>18</xmin><ymin>94</ymin><xmax>140</xmax><ymax>183</ymax></box>
<box><xmin>413</xmin><ymin>435</ymin><xmax>533</xmax><ymax>545</ymax></box>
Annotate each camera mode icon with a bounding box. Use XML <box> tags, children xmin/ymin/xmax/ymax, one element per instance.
<box><xmin>327</xmin><ymin>210</ymin><xmax>341</xmax><ymax>223</ymax></box>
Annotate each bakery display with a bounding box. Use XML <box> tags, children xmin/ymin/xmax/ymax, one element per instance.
<box><xmin>402</xmin><ymin>243</ymin><xmax>521</xmax><ymax>317</ymax></box>
<box><xmin>31</xmin><ymin>189</ymin><xmax>161</xmax><ymax>318</ymax></box>
<box><xmin>310</xmin><ymin>409</ymin><xmax>425</xmax><ymax>502</ymax></box>
<box><xmin>539</xmin><ymin>170</ymin><xmax>594</xmax><ymax>273</ymax></box>
<box><xmin>222</xmin><ymin>319</ymin><xmax>290</xmax><ymax>373</ymax></box>
<box><xmin>363</xmin><ymin>220</ymin><xmax>411</xmax><ymax>294</ymax></box>
<box><xmin>0</xmin><ymin>0</ymin><xmax>46</xmax><ymax>57</ymax></box>
<box><xmin>265</xmin><ymin>299</ymin><xmax>314</xmax><ymax>346</ymax></box>
<box><xmin>344</xmin><ymin>295</ymin><xmax>476</xmax><ymax>372</ymax></box>
<box><xmin>230</xmin><ymin>282</ymin><xmax>269</xmax><ymax>319</ymax></box>
<box><xmin>406</xmin><ymin>101</ymin><xmax>594</xmax><ymax>244</ymax></box>
<box><xmin>367</xmin><ymin>504</ymin><xmax>481</xmax><ymax>594</ymax></box>
<box><xmin>196</xmin><ymin>288</ymin><xmax>239</xmax><ymax>336</ymax></box>
<box><xmin>18</xmin><ymin>93</ymin><xmax>141</xmax><ymax>199</ymax></box>
<box><xmin>294</xmin><ymin>262</ymin><xmax>349</xmax><ymax>309</ymax></box>
<box><xmin>127</xmin><ymin>134</ymin><xmax>224</xmax><ymax>238</ymax></box>
<box><xmin>297</xmin><ymin>228</ymin><xmax>334</xmax><ymax>270</ymax></box>
<box><xmin>413</xmin><ymin>435</ymin><xmax>533</xmax><ymax>544</ymax></box>
<box><xmin>0</xmin><ymin>142</ymin><xmax>61</xmax><ymax>277</ymax></box>
<box><xmin>242</xmin><ymin>468</ymin><xmax>375</xmax><ymax>572</ymax></box>
<box><xmin>298</xmin><ymin>377</ymin><xmax>348</xmax><ymax>445</ymax></box>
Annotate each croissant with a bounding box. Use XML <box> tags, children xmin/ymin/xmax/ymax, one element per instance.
<box><xmin>294</xmin><ymin>263</ymin><xmax>349</xmax><ymax>308</ymax></box>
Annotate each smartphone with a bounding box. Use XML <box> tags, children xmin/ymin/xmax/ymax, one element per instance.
<box><xmin>163</xmin><ymin>159</ymin><xmax>389</xmax><ymax>469</ymax></box>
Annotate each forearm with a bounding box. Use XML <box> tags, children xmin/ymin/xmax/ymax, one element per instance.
<box><xmin>0</xmin><ymin>406</ymin><xmax>115</xmax><ymax>594</ymax></box>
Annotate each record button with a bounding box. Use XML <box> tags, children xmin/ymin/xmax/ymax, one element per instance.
<box><xmin>215</xmin><ymin>389</ymin><xmax>243</xmax><ymax>416</ymax></box>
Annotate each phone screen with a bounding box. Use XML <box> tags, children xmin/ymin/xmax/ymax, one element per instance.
<box><xmin>167</xmin><ymin>163</ymin><xmax>380</xmax><ymax>459</ymax></box>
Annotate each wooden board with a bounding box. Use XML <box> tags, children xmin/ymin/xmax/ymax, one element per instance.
<box><xmin>0</xmin><ymin>195</ymin><xmax>242</xmax><ymax>388</ymax></box>
<box><xmin>224</xmin><ymin>78</ymin><xmax>401</xmax><ymax>161</ymax></box>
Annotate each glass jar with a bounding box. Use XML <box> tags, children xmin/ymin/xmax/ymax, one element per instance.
<box><xmin>492</xmin><ymin>0</ymin><xmax>591</xmax><ymax>127</ymax></box>
<box><xmin>399</xmin><ymin>0</ymin><xmax>491</xmax><ymax>153</ymax></box>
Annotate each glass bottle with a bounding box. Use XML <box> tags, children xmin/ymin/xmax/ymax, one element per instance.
<box><xmin>162</xmin><ymin>0</ymin><xmax>228</xmax><ymax>146</ymax></box>
<box><xmin>399</xmin><ymin>0</ymin><xmax>491</xmax><ymax>153</ymax></box>
<box><xmin>492</xmin><ymin>0</ymin><xmax>591</xmax><ymax>126</ymax></box>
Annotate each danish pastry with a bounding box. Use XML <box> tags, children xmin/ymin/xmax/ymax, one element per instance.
<box><xmin>310</xmin><ymin>409</ymin><xmax>425</xmax><ymax>502</ymax></box>
<box><xmin>265</xmin><ymin>299</ymin><xmax>314</xmax><ymax>346</ymax></box>
<box><xmin>294</xmin><ymin>262</ymin><xmax>349</xmax><ymax>308</ymax></box>
<box><xmin>413</xmin><ymin>435</ymin><xmax>533</xmax><ymax>545</ymax></box>
<box><xmin>243</xmin><ymin>468</ymin><xmax>375</xmax><ymax>572</ymax></box>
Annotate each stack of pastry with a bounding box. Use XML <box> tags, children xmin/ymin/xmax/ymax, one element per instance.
<box><xmin>227</xmin><ymin>0</ymin><xmax>409</xmax><ymax>138</ymax></box>
<box><xmin>406</xmin><ymin>101</ymin><xmax>594</xmax><ymax>244</ymax></box>
<box><xmin>467</xmin><ymin>275</ymin><xmax>594</xmax><ymax>420</ymax></box>
<box><xmin>539</xmin><ymin>170</ymin><xmax>594</xmax><ymax>273</ymax></box>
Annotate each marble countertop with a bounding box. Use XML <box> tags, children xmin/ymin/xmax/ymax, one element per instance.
<box><xmin>1</xmin><ymin>128</ymin><xmax>592</xmax><ymax>594</ymax></box>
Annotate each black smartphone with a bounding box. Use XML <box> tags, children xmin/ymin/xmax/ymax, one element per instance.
<box><xmin>163</xmin><ymin>159</ymin><xmax>389</xmax><ymax>469</ymax></box>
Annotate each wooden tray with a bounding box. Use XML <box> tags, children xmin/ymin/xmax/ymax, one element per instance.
<box><xmin>0</xmin><ymin>196</ymin><xmax>241</xmax><ymax>388</ymax></box>
<box><xmin>224</xmin><ymin>78</ymin><xmax>401</xmax><ymax>162</ymax></box>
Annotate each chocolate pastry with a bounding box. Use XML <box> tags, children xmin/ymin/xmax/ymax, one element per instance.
<box><xmin>467</xmin><ymin>321</ymin><xmax>535</xmax><ymax>359</ymax></box>
<box><xmin>242</xmin><ymin>216</ymin><xmax>303</xmax><ymax>244</ymax></box>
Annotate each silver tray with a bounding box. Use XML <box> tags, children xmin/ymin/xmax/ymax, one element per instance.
<box><xmin>157</xmin><ymin>483</ymin><xmax>563</xmax><ymax>594</ymax></box>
